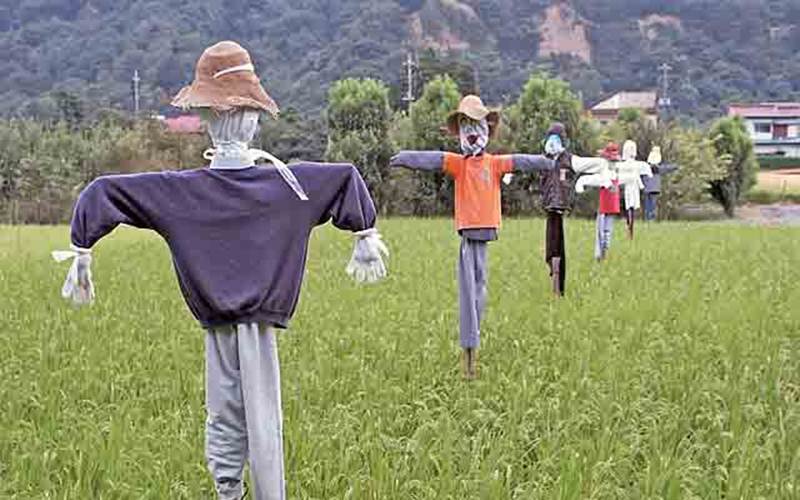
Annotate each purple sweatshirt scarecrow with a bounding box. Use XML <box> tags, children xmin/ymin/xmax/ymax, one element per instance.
<box><xmin>70</xmin><ymin>162</ymin><xmax>377</xmax><ymax>328</ymax></box>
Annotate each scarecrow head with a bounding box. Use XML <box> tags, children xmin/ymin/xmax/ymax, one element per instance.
<box><xmin>647</xmin><ymin>146</ymin><xmax>662</xmax><ymax>165</ymax></box>
<box><xmin>172</xmin><ymin>41</ymin><xmax>279</xmax><ymax>151</ymax></box>
<box><xmin>622</xmin><ymin>140</ymin><xmax>638</xmax><ymax>161</ymax></box>
<box><xmin>544</xmin><ymin>122</ymin><xmax>568</xmax><ymax>159</ymax></box>
<box><xmin>446</xmin><ymin>95</ymin><xmax>500</xmax><ymax>157</ymax></box>
<box><xmin>599</xmin><ymin>142</ymin><xmax>621</xmax><ymax>162</ymax></box>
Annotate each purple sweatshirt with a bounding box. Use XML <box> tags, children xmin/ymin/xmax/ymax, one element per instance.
<box><xmin>70</xmin><ymin>163</ymin><xmax>377</xmax><ymax>328</ymax></box>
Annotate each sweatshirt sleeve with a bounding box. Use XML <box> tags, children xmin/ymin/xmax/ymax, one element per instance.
<box><xmin>70</xmin><ymin>172</ymin><xmax>168</xmax><ymax>249</ymax></box>
<box><xmin>389</xmin><ymin>151</ymin><xmax>444</xmax><ymax>171</ymax></box>
<box><xmin>316</xmin><ymin>164</ymin><xmax>377</xmax><ymax>232</ymax></box>
<box><xmin>510</xmin><ymin>154</ymin><xmax>554</xmax><ymax>172</ymax></box>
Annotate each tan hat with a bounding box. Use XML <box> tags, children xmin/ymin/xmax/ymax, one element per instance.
<box><xmin>446</xmin><ymin>95</ymin><xmax>500</xmax><ymax>137</ymax></box>
<box><xmin>171</xmin><ymin>41</ymin><xmax>279</xmax><ymax>118</ymax></box>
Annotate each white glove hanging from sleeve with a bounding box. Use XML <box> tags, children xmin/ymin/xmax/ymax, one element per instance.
<box><xmin>346</xmin><ymin>228</ymin><xmax>389</xmax><ymax>284</ymax></box>
<box><xmin>52</xmin><ymin>245</ymin><xmax>95</xmax><ymax>305</ymax></box>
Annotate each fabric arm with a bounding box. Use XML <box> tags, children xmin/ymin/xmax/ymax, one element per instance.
<box><xmin>656</xmin><ymin>163</ymin><xmax>679</xmax><ymax>175</ymax></box>
<box><xmin>389</xmin><ymin>151</ymin><xmax>444</xmax><ymax>172</ymax></box>
<box><xmin>571</xmin><ymin>155</ymin><xmax>609</xmax><ymax>175</ymax></box>
<box><xmin>70</xmin><ymin>174</ymin><xmax>160</xmax><ymax>249</ymax></box>
<box><xmin>511</xmin><ymin>154</ymin><xmax>555</xmax><ymax>172</ymax></box>
<box><xmin>575</xmin><ymin>173</ymin><xmax>611</xmax><ymax>193</ymax></box>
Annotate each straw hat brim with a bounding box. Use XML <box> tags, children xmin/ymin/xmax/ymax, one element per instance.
<box><xmin>171</xmin><ymin>73</ymin><xmax>280</xmax><ymax>118</ymax></box>
<box><xmin>446</xmin><ymin>110</ymin><xmax>500</xmax><ymax>138</ymax></box>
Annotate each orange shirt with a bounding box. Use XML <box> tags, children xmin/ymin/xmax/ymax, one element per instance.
<box><xmin>443</xmin><ymin>152</ymin><xmax>513</xmax><ymax>230</ymax></box>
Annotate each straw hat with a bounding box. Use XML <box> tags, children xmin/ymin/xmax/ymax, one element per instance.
<box><xmin>599</xmin><ymin>142</ymin><xmax>621</xmax><ymax>161</ymax></box>
<box><xmin>171</xmin><ymin>41</ymin><xmax>279</xmax><ymax>118</ymax></box>
<box><xmin>446</xmin><ymin>95</ymin><xmax>500</xmax><ymax>137</ymax></box>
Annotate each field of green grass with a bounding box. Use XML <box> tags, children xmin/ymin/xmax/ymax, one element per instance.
<box><xmin>2</xmin><ymin>219</ymin><xmax>800</xmax><ymax>499</ymax></box>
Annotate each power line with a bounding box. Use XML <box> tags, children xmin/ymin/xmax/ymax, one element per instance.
<box><xmin>132</xmin><ymin>69</ymin><xmax>141</xmax><ymax>117</ymax></box>
<box><xmin>402</xmin><ymin>52</ymin><xmax>417</xmax><ymax>110</ymax></box>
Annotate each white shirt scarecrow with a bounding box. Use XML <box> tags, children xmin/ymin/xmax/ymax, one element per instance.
<box><xmin>53</xmin><ymin>41</ymin><xmax>389</xmax><ymax>500</ymax></box>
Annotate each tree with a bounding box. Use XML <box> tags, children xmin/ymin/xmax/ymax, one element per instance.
<box><xmin>707</xmin><ymin>116</ymin><xmax>758</xmax><ymax>216</ymax></box>
<box><xmin>500</xmin><ymin>72</ymin><xmax>601</xmax><ymax>214</ymax></box>
<box><xmin>325</xmin><ymin>78</ymin><xmax>394</xmax><ymax>213</ymax></box>
<box><xmin>404</xmin><ymin>74</ymin><xmax>461</xmax><ymax>215</ymax></box>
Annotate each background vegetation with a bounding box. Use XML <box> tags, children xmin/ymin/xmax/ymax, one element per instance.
<box><xmin>2</xmin><ymin>220</ymin><xmax>799</xmax><ymax>498</ymax></box>
<box><xmin>1</xmin><ymin>0</ymin><xmax>799</xmax><ymax>121</ymax></box>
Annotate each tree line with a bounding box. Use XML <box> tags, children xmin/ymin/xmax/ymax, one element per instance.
<box><xmin>0</xmin><ymin>73</ymin><xmax>756</xmax><ymax>224</ymax></box>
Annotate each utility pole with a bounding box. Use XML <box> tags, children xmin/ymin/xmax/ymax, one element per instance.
<box><xmin>132</xmin><ymin>69</ymin><xmax>141</xmax><ymax>117</ymax></box>
<box><xmin>657</xmin><ymin>62</ymin><xmax>672</xmax><ymax>119</ymax></box>
<box><xmin>402</xmin><ymin>52</ymin><xmax>417</xmax><ymax>110</ymax></box>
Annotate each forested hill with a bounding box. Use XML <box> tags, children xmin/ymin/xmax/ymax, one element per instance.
<box><xmin>1</xmin><ymin>0</ymin><xmax>798</xmax><ymax>121</ymax></box>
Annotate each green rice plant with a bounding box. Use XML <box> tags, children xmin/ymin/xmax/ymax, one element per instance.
<box><xmin>1</xmin><ymin>219</ymin><xmax>799</xmax><ymax>499</ymax></box>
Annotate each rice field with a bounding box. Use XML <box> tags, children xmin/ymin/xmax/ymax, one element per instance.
<box><xmin>1</xmin><ymin>219</ymin><xmax>799</xmax><ymax>499</ymax></box>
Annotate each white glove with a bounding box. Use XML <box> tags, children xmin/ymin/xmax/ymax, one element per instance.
<box><xmin>346</xmin><ymin>228</ymin><xmax>389</xmax><ymax>284</ymax></box>
<box><xmin>52</xmin><ymin>246</ymin><xmax>95</xmax><ymax>305</ymax></box>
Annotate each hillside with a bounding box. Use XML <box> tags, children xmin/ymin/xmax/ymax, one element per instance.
<box><xmin>0</xmin><ymin>0</ymin><xmax>798</xmax><ymax>121</ymax></box>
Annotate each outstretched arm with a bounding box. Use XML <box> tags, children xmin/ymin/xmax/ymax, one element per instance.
<box><xmin>315</xmin><ymin>164</ymin><xmax>389</xmax><ymax>283</ymax></box>
<box><xmin>389</xmin><ymin>151</ymin><xmax>444</xmax><ymax>171</ymax></box>
<box><xmin>575</xmin><ymin>173</ymin><xmax>612</xmax><ymax>193</ymax></box>
<box><xmin>57</xmin><ymin>172</ymin><xmax>167</xmax><ymax>305</ymax></box>
<box><xmin>654</xmin><ymin>163</ymin><xmax>678</xmax><ymax>175</ymax></box>
<box><xmin>510</xmin><ymin>154</ymin><xmax>555</xmax><ymax>172</ymax></box>
<box><xmin>571</xmin><ymin>156</ymin><xmax>609</xmax><ymax>175</ymax></box>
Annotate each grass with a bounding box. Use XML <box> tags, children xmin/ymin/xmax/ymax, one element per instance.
<box><xmin>1</xmin><ymin>219</ymin><xmax>800</xmax><ymax>499</ymax></box>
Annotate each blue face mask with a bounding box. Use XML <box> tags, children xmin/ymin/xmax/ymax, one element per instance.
<box><xmin>544</xmin><ymin>134</ymin><xmax>565</xmax><ymax>157</ymax></box>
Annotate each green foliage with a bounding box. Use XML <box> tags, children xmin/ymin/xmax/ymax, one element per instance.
<box><xmin>325</xmin><ymin>78</ymin><xmax>394</xmax><ymax>213</ymax></box>
<box><xmin>602</xmin><ymin>116</ymin><xmax>728</xmax><ymax>218</ymax></box>
<box><xmin>402</xmin><ymin>75</ymin><xmax>461</xmax><ymax>215</ymax></box>
<box><xmin>258</xmin><ymin>108</ymin><xmax>326</xmax><ymax>162</ymax></box>
<box><xmin>1</xmin><ymin>1</ymin><xmax>798</xmax><ymax>121</ymax></box>
<box><xmin>3</xmin><ymin>221</ymin><xmax>800</xmax><ymax>497</ymax></box>
<box><xmin>707</xmin><ymin>116</ymin><xmax>759</xmax><ymax>216</ymax></box>
<box><xmin>0</xmin><ymin>117</ymin><xmax>207</xmax><ymax>224</ymax></box>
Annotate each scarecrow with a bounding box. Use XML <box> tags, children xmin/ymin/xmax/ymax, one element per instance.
<box><xmin>53</xmin><ymin>41</ymin><xmax>389</xmax><ymax>500</ymax></box>
<box><xmin>616</xmin><ymin>140</ymin><xmax>653</xmax><ymax>239</ymax></box>
<box><xmin>390</xmin><ymin>95</ymin><xmax>554</xmax><ymax>379</ymax></box>
<box><xmin>538</xmin><ymin>122</ymin><xmax>610</xmax><ymax>295</ymax></box>
<box><xmin>641</xmin><ymin>146</ymin><xmax>678</xmax><ymax>221</ymax></box>
<box><xmin>575</xmin><ymin>142</ymin><xmax>623</xmax><ymax>261</ymax></box>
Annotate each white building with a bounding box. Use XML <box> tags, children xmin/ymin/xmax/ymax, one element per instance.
<box><xmin>728</xmin><ymin>103</ymin><xmax>800</xmax><ymax>159</ymax></box>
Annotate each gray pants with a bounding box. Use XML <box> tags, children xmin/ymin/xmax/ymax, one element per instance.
<box><xmin>595</xmin><ymin>213</ymin><xmax>614</xmax><ymax>260</ymax></box>
<box><xmin>458</xmin><ymin>237</ymin><xmax>488</xmax><ymax>349</ymax></box>
<box><xmin>206</xmin><ymin>323</ymin><xmax>285</xmax><ymax>500</ymax></box>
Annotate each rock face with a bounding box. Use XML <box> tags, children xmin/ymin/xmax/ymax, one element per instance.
<box><xmin>408</xmin><ymin>0</ymin><xmax>485</xmax><ymax>51</ymax></box>
<box><xmin>638</xmin><ymin>14</ymin><xmax>683</xmax><ymax>41</ymax></box>
<box><xmin>538</xmin><ymin>2</ymin><xmax>591</xmax><ymax>64</ymax></box>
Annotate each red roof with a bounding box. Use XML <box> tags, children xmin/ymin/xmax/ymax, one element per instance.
<box><xmin>162</xmin><ymin>115</ymin><xmax>205</xmax><ymax>134</ymax></box>
<box><xmin>728</xmin><ymin>103</ymin><xmax>800</xmax><ymax>119</ymax></box>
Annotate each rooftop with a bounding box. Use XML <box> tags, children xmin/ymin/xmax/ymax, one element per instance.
<box><xmin>729</xmin><ymin>103</ymin><xmax>800</xmax><ymax>119</ymax></box>
<box><xmin>161</xmin><ymin>115</ymin><xmax>205</xmax><ymax>134</ymax></box>
<box><xmin>591</xmin><ymin>91</ymin><xmax>658</xmax><ymax>112</ymax></box>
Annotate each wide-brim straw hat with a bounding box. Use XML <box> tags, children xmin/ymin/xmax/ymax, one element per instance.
<box><xmin>171</xmin><ymin>41</ymin><xmax>279</xmax><ymax>118</ymax></box>
<box><xmin>446</xmin><ymin>95</ymin><xmax>500</xmax><ymax>138</ymax></box>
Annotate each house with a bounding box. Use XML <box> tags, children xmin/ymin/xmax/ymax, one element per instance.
<box><xmin>589</xmin><ymin>91</ymin><xmax>659</xmax><ymax>125</ymax></box>
<box><xmin>159</xmin><ymin>114</ymin><xmax>205</xmax><ymax>134</ymax></box>
<box><xmin>728</xmin><ymin>103</ymin><xmax>800</xmax><ymax>159</ymax></box>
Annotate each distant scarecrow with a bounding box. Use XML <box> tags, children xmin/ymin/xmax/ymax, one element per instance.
<box><xmin>53</xmin><ymin>41</ymin><xmax>389</xmax><ymax>500</ymax></box>
<box><xmin>390</xmin><ymin>95</ymin><xmax>554</xmax><ymax>379</ymax></box>
<box><xmin>641</xmin><ymin>146</ymin><xmax>678</xmax><ymax>221</ymax></box>
<box><xmin>576</xmin><ymin>140</ymin><xmax>656</xmax><ymax>259</ymax></box>
<box><xmin>616</xmin><ymin>140</ymin><xmax>654</xmax><ymax>239</ymax></box>
<box><xmin>538</xmin><ymin>122</ymin><xmax>610</xmax><ymax>295</ymax></box>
